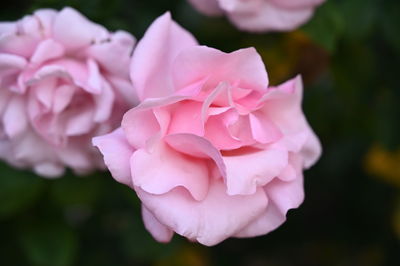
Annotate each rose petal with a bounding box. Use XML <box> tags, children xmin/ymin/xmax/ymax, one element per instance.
<box><xmin>93</xmin><ymin>80</ymin><xmax>115</xmax><ymax>122</ymax></box>
<box><xmin>172</xmin><ymin>46</ymin><xmax>268</xmax><ymax>93</ymax></box>
<box><xmin>88</xmin><ymin>30</ymin><xmax>135</xmax><ymax>76</ymax></box>
<box><xmin>131</xmin><ymin>139</ymin><xmax>210</xmax><ymax>201</ymax></box>
<box><xmin>164</xmin><ymin>133</ymin><xmax>226</xmax><ymax>178</ymax></box>
<box><xmin>136</xmin><ymin>177</ymin><xmax>268</xmax><ymax>246</ymax></box>
<box><xmin>234</xmin><ymin>154</ymin><xmax>304</xmax><ymax>237</ymax></box>
<box><xmin>53</xmin><ymin>7</ymin><xmax>109</xmax><ymax>51</ymax></box>
<box><xmin>30</xmin><ymin>39</ymin><xmax>65</xmax><ymax>65</ymax></box>
<box><xmin>223</xmin><ymin>147</ymin><xmax>288</xmax><ymax>195</ymax></box>
<box><xmin>269</xmin><ymin>0</ymin><xmax>325</xmax><ymax>9</ymax></box>
<box><xmin>93</xmin><ymin>128</ymin><xmax>134</xmax><ymax>187</ymax></box>
<box><xmin>262</xmin><ymin>76</ymin><xmax>321</xmax><ymax>167</ymax></box>
<box><xmin>3</xmin><ymin>96</ymin><xmax>28</xmax><ymax>137</ymax></box>
<box><xmin>249</xmin><ymin>111</ymin><xmax>282</xmax><ymax>144</ymax></box>
<box><xmin>130</xmin><ymin>12</ymin><xmax>198</xmax><ymax>100</ymax></box>
<box><xmin>188</xmin><ymin>0</ymin><xmax>224</xmax><ymax>16</ymax></box>
<box><xmin>142</xmin><ymin>205</ymin><xmax>174</xmax><ymax>243</ymax></box>
<box><xmin>227</xmin><ymin>1</ymin><xmax>314</xmax><ymax>32</ymax></box>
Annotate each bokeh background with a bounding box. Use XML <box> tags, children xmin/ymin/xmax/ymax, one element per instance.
<box><xmin>1</xmin><ymin>0</ymin><xmax>399</xmax><ymax>265</ymax></box>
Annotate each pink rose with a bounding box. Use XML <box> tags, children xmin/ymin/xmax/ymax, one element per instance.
<box><xmin>0</xmin><ymin>7</ymin><xmax>137</xmax><ymax>177</ymax></box>
<box><xmin>93</xmin><ymin>13</ymin><xmax>321</xmax><ymax>246</ymax></box>
<box><xmin>188</xmin><ymin>0</ymin><xmax>325</xmax><ymax>32</ymax></box>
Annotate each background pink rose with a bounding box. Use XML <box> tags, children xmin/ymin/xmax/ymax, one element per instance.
<box><xmin>188</xmin><ymin>0</ymin><xmax>325</xmax><ymax>32</ymax></box>
<box><xmin>94</xmin><ymin>13</ymin><xmax>321</xmax><ymax>246</ymax></box>
<box><xmin>0</xmin><ymin>7</ymin><xmax>137</xmax><ymax>177</ymax></box>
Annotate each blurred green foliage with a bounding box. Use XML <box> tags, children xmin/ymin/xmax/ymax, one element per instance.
<box><xmin>1</xmin><ymin>0</ymin><xmax>399</xmax><ymax>265</ymax></box>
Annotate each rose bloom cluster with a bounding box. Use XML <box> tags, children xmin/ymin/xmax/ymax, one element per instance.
<box><xmin>0</xmin><ymin>8</ymin><xmax>136</xmax><ymax>177</ymax></box>
<box><xmin>94</xmin><ymin>13</ymin><xmax>321</xmax><ymax>246</ymax></box>
<box><xmin>1</xmin><ymin>6</ymin><xmax>322</xmax><ymax>246</ymax></box>
<box><xmin>188</xmin><ymin>0</ymin><xmax>325</xmax><ymax>32</ymax></box>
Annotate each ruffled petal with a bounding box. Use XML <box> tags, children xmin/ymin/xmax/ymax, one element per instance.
<box><xmin>262</xmin><ymin>76</ymin><xmax>321</xmax><ymax>167</ymax></box>
<box><xmin>2</xmin><ymin>96</ymin><xmax>28</xmax><ymax>138</ymax></box>
<box><xmin>88</xmin><ymin>30</ymin><xmax>135</xmax><ymax>77</ymax></box>
<box><xmin>227</xmin><ymin>1</ymin><xmax>314</xmax><ymax>32</ymax></box>
<box><xmin>172</xmin><ymin>46</ymin><xmax>268</xmax><ymax>93</ymax></box>
<box><xmin>52</xmin><ymin>7</ymin><xmax>109</xmax><ymax>51</ymax></box>
<box><xmin>130</xmin><ymin>12</ymin><xmax>198</xmax><ymax>100</ymax></box>
<box><xmin>92</xmin><ymin>128</ymin><xmax>135</xmax><ymax>187</ymax></box>
<box><xmin>136</xmin><ymin>177</ymin><xmax>268</xmax><ymax>246</ymax></box>
<box><xmin>269</xmin><ymin>0</ymin><xmax>325</xmax><ymax>9</ymax></box>
<box><xmin>188</xmin><ymin>0</ymin><xmax>224</xmax><ymax>16</ymax></box>
<box><xmin>223</xmin><ymin>147</ymin><xmax>288</xmax><ymax>195</ymax></box>
<box><xmin>164</xmin><ymin>133</ymin><xmax>226</xmax><ymax>178</ymax></box>
<box><xmin>234</xmin><ymin>154</ymin><xmax>304</xmax><ymax>237</ymax></box>
<box><xmin>131</xmin><ymin>139</ymin><xmax>210</xmax><ymax>201</ymax></box>
<box><xmin>30</xmin><ymin>39</ymin><xmax>65</xmax><ymax>65</ymax></box>
<box><xmin>142</xmin><ymin>205</ymin><xmax>174</xmax><ymax>243</ymax></box>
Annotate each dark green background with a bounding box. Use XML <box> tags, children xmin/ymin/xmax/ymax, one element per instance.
<box><xmin>1</xmin><ymin>0</ymin><xmax>399</xmax><ymax>265</ymax></box>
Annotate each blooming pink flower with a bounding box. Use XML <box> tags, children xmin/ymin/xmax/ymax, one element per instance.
<box><xmin>188</xmin><ymin>0</ymin><xmax>325</xmax><ymax>32</ymax></box>
<box><xmin>0</xmin><ymin>7</ymin><xmax>137</xmax><ymax>177</ymax></box>
<box><xmin>94</xmin><ymin>13</ymin><xmax>321</xmax><ymax>246</ymax></box>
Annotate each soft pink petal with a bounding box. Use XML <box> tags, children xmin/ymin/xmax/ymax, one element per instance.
<box><xmin>122</xmin><ymin>108</ymin><xmax>161</xmax><ymax>149</ymax></box>
<box><xmin>130</xmin><ymin>12</ymin><xmax>198</xmax><ymax>100</ymax></box>
<box><xmin>167</xmin><ymin>101</ymin><xmax>204</xmax><ymax>136</ymax></box>
<box><xmin>188</xmin><ymin>0</ymin><xmax>224</xmax><ymax>16</ymax></box>
<box><xmin>234</xmin><ymin>199</ymin><xmax>285</xmax><ymax>237</ymax></box>
<box><xmin>136</xmin><ymin>177</ymin><xmax>268</xmax><ymax>246</ymax></box>
<box><xmin>92</xmin><ymin>128</ymin><xmax>135</xmax><ymax>187</ymax></box>
<box><xmin>86</xmin><ymin>59</ymin><xmax>103</xmax><ymax>94</ymax></box>
<box><xmin>52</xmin><ymin>85</ymin><xmax>76</xmax><ymax>113</ymax></box>
<box><xmin>0</xmin><ymin>53</ymin><xmax>27</xmax><ymax>75</ymax></box>
<box><xmin>218</xmin><ymin>0</ymin><xmax>263</xmax><ymax>13</ymax></box>
<box><xmin>33</xmin><ymin>9</ymin><xmax>57</xmax><ymax>37</ymax></box>
<box><xmin>262</xmin><ymin>76</ymin><xmax>321</xmax><ymax>167</ymax></box>
<box><xmin>223</xmin><ymin>147</ymin><xmax>288</xmax><ymax>195</ymax></box>
<box><xmin>205</xmin><ymin>110</ymin><xmax>248</xmax><ymax>150</ymax></box>
<box><xmin>57</xmin><ymin>138</ymin><xmax>93</xmax><ymax>172</ymax></box>
<box><xmin>32</xmin><ymin>76</ymin><xmax>57</xmax><ymax>110</ymax></box>
<box><xmin>142</xmin><ymin>205</ymin><xmax>174</xmax><ymax>243</ymax></box>
<box><xmin>172</xmin><ymin>46</ymin><xmax>268</xmax><ymax>93</ymax></box>
<box><xmin>93</xmin><ymin>81</ymin><xmax>115</xmax><ymax>122</ymax></box>
<box><xmin>12</xmin><ymin>131</ymin><xmax>56</xmax><ymax>164</ymax></box>
<box><xmin>131</xmin><ymin>139</ymin><xmax>209</xmax><ymax>201</ymax></box>
<box><xmin>249</xmin><ymin>111</ymin><xmax>282</xmax><ymax>144</ymax></box>
<box><xmin>301</xmin><ymin>129</ymin><xmax>322</xmax><ymax>168</ymax></box>
<box><xmin>106</xmin><ymin>74</ymin><xmax>139</xmax><ymax>106</ymax></box>
<box><xmin>30</xmin><ymin>39</ymin><xmax>65</xmax><ymax>65</ymax></box>
<box><xmin>0</xmin><ymin>22</ymin><xmax>16</xmax><ymax>35</ymax></box>
<box><xmin>0</xmin><ymin>88</ymin><xmax>11</xmax><ymax>115</ymax></box>
<box><xmin>269</xmin><ymin>0</ymin><xmax>325</xmax><ymax>9</ymax></box>
<box><xmin>164</xmin><ymin>133</ymin><xmax>226</xmax><ymax>178</ymax></box>
<box><xmin>33</xmin><ymin>162</ymin><xmax>65</xmax><ymax>178</ymax></box>
<box><xmin>234</xmin><ymin>154</ymin><xmax>304</xmax><ymax>238</ymax></box>
<box><xmin>88</xmin><ymin>30</ymin><xmax>135</xmax><ymax>77</ymax></box>
<box><xmin>228</xmin><ymin>1</ymin><xmax>314</xmax><ymax>32</ymax></box>
<box><xmin>65</xmin><ymin>104</ymin><xmax>94</xmax><ymax>136</ymax></box>
<box><xmin>0</xmin><ymin>17</ymin><xmax>41</xmax><ymax>57</ymax></box>
<box><xmin>52</xmin><ymin>7</ymin><xmax>109</xmax><ymax>51</ymax></box>
<box><xmin>3</xmin><ymin>96</ymin><xmax>28</xmax><ymax>137</ymax></box>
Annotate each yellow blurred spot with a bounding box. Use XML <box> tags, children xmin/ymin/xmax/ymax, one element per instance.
<box><xmin>251</xmin><ymin>30</ymin><xmax>329</xmax><ymax>85</ymax></box>
<box><xmin>393</xmin><ymin>200</ymin><xmax>400</xmax><ymax>239</ymax></box>
<box><xmin>365</xmin><ymin>144</ymin><xmax>400</xmax><ymax>188</ymax></box>
<box><xmin>154</xmin><ymin>245</ymin><xmax>209</xmax><ymax>266</ymax></box>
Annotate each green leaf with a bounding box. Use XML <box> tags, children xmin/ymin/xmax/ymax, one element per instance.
<box><xmin>19</xmin><ymin>222</ymin><xmax>78</xmax><ymax>266</ymax></box>
<box><xmin>302</xmin><ymin>1</ymin><xmax>344</xmax><ymax>52</ymax></box>
<box><xmin>0</xmin><ymin>163</ymin><xmax>45</xmax><ymax>219</ymax></box>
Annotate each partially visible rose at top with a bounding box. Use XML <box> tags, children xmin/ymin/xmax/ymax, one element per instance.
<box><xmin>188</xmin><ymin>0</ymin><xmax>325</xmax><ymax>32</ymax></box>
